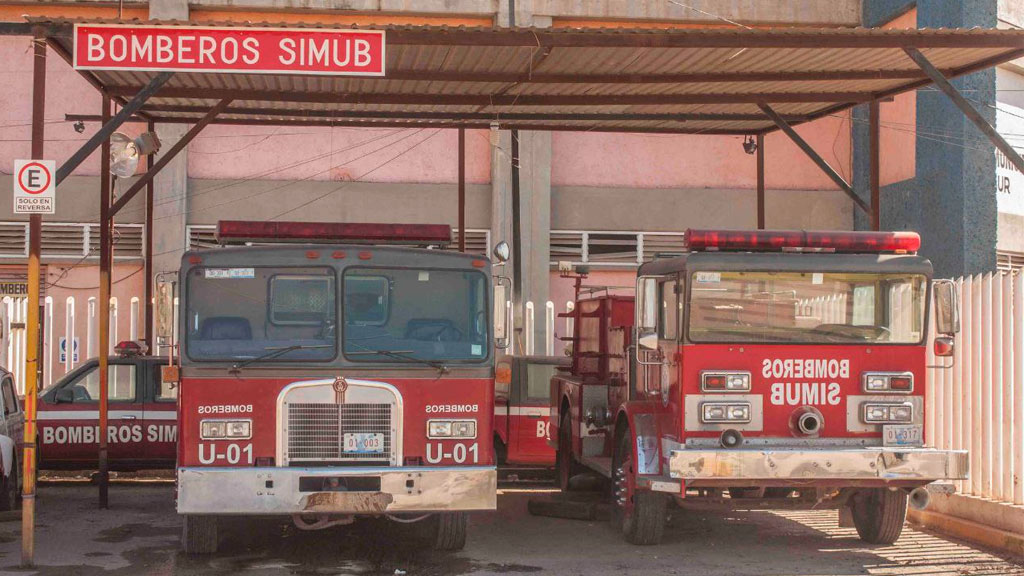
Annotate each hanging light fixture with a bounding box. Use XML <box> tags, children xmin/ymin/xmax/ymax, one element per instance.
<box><xmin>742</xmin><ymin>135</ymin><xmax>758</xmax><ymax>155</ymax></box>
<box><xmin>109</xmin><ymin>131</ymin><xmax>161</xmax><ymax>178</ymax></box>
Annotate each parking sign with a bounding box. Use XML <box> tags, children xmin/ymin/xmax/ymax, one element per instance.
<box><xmin>13</xmin><ymin>159</ymin><xmax>55</xmax><ymax>214</ymax></box>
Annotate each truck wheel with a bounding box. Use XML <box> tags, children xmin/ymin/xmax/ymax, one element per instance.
<box><xmin>611</xmin><ymin>430</ymin><xmax>666</xmax><ymax>545</ymax></box>
<box><xmin>430</xmin><ymin>512</ymin><xmax>468</xmax><ymax>551</ymax></box>
<box><xmin>556</xmin><ymin>412</ymin><xmax>581</xmax><ymax>492</ymax></box>
<box><xmin>852</xmin><ymin>488</ymin><xmax>907</xmax><ymax>545</ymax></box>
<box><xmin>0</xmin><ymin>464</ymin><xmax>17</xmax><ymax>512</ymax></box>
<box><xmin>182</xmin><ymin>515</ymin><xmax>219</xmax><ymax>555</ymax></box>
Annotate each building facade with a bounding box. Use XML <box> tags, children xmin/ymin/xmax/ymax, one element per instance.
<box><xmin>0</xmin><ymin>0</ymin><xmax>1019</xmax><ymax>389</ymax></box>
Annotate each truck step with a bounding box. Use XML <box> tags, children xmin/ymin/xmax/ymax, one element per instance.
<box><xmin>580</xmin><ymin>455</ymin><xmax>613</xmax><ymax>478</ymax></box>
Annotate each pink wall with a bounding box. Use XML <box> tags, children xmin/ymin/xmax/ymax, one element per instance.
<box><xmin>188</xmin><ymin>125</ymin><xmax>492</xmax><ymax>184</ymax></box>
<box><xmin>880</xmin><ymin>8</ymin><xmax>917</xmax><ymax>186</ymax></box>
<box><xmin>552</xmin><ymin>112</ymin><xmax>852</xmax><ymax>190</ymax></box>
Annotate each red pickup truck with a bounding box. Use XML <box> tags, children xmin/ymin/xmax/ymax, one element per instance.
<box><xmin>37</xmin><ymin>349</ymin><xmax>175</xmax><ymax>471</ymax></box>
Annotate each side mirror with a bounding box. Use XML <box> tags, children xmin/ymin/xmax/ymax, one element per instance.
<box><xmin>638</xmin><ymin>332</ymin><xmax>659</xmax><ymax>351</ymax></box>
<box><xmin>493</xmin><ymin>277</ymin><xmax>511</xmax><ymax>349</ymax></box>
<box><xmin>934</xmin><ymin>336</ymin><xmax>955</xmax><ymax>358</ymax></box>
<box><xmin>492</xmin><ymin>241</ymin><xmax>510</xmax><ymax>264</ymax></box>
<box><xmin>634</xmin><ymin>276</ymin><xmax>664</xmax><ymax>365</ymax></box>
<box><xmin>933</xmin><ymin>280</ymin><xmax>960</xmax><ymax>335</ymax></box>
<box><xmin>54</xmin><ymin>388</ymin><xmax>74</xmax><ymax>404</ymax></box>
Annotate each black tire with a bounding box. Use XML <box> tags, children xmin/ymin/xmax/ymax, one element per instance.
<box><xmin>611</xmin><ymin>430</ymin><xmax>666</xmax><ymax>545</ymax></box>
<box><xmin>852</xmin><ymin>488</ymin><xmax>907</xmax><ymax>545</ymax></box>
<box><xmin>556</xmin><ymin>411</ymin><xmax>581</xmax><ymax>492</ymax></box>
<box><xmin>182</xmin><ymin>515</ymin><xmax>218</xmax><ymax>555</ymax></box>
<box><xmin>430</xmin><ymin>512</ymin><xmax>468</xmax><ymax>551</ymax></box>
<box><xmin>0</xmin><ymin>462</ymin><xmax>18</xmax><ymax>512</ymax></box>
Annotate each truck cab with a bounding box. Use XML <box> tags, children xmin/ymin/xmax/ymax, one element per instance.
<box><xmin>494</xmin><ymin>355</ymin><xmax>567</xmax><ymax>468</ymax></box>
<box><xmin>551</xmin><ymin>229</ymin><xmax>967</xmax><ymax>545</ymax></box>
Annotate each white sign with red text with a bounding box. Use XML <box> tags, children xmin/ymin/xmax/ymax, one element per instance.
<box><xmin>13</xmin><ymin>159</ymin><xmax>55</xmax><ymax>214</ymax></box>
<box><xmin>73</xmin><ymin>24</ymin><xmax>385</xmax><ymax>77</ymax></box>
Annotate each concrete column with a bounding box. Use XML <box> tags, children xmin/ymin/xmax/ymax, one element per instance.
<box><xmin>516</xmin><ymin>130</ymin><xmax>552</xmax><ymax>353</ymax></box>
<box><xmin>150</xmin><ymin>0</ymin><xmax>190</xmax><ymax>275</ymax></box>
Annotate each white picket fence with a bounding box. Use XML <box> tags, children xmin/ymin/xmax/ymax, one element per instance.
<box><xmin>1</xmin><ymin>295</ymin><xmax>141</xmax><ymax>394</ymax></box>
<box><xmin>926</xmin><ymin>272</ymin><xmax>1024</xmax><ymax>506</ymax></box>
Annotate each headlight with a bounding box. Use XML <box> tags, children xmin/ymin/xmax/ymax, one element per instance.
<box><xmin>702</xmin><ymin>371</ymin><xmax>751</xmax><ymax>392</ymax></box>
<box><xmin>200</xmin><ymin>419</ymin><xmax>251</xmax><ymax>440</ymax></box>
<box><xmin>427</xmin><ymin>419</ymin><xmax>477</xmax><ymax>439</ymax></box>
<box><xmin>701</xmin><ymin>402</ymin><xmax>751</xmax><ymax>423</ymax></box>
<box><xmin>862</xmin><ymin>403</ymin><xmax>914</xmax><ymax>424</ymax></box>
<box><xmin>862</xmin><ymin>372</ymin><xmax>913</xmax><ymax>393</ymax></box>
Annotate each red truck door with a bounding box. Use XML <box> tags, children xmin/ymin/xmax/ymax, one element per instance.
<box><xmin>142</xmin><ymin>361</ymin><xmax>178</xmax><ymax>466</ymax></box>
<box><xmin>507</xmin><ymin>357</ymin><xmax>562</xmax><ymax>465</ymax></box>
<box><xmin>639</xmin><ymin>277</ymin><xmax>680</xmax><ymax>401</ymax></box>
<box><xmin>38</xmin><ymin>359</ymin><xmax>144</xmax><ymax>468</ymax></box>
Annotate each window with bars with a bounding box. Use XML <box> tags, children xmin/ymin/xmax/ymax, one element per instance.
<box><xmin>997</xmin><ymin>250</ymin><xmax>1024</xmax><ymax>271</ymax></box>
<box><xmin>0</xmin><ymin>221</ymin><xmax>143</xmax><ymax>260</ymax></box>
<box><xmin>550</xmin><ymin>231</ymin><xmax>687</xmax><ymax>268</ymax></box>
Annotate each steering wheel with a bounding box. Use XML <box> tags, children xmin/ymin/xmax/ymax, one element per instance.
<box><xmin>434</xmin><ymin>324</ymin><xmax>463</xmax><ymax>342</ymax></box>
<box><xmin>319</xmin><ymin>318</ymin><xmax>337</xmax><ymax>340</ymax></box>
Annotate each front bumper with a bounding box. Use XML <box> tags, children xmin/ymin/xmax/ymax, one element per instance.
<box><xmin>177</xmin><ymin>466</ymin><xmax>496</xmax><ymax>515</ymax></box>
<box><xmin>669</xmin><ymin>448</ymin><xmax>968</xmax><ymax>483</ymax></box>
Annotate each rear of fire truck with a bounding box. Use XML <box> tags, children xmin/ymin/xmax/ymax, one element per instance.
<box><xmin>172</xmin><ymin>222</ymin><xmax>502</xmax><ymax>554</ymax></box>
<box><xmin>552</xmin><ymin>229</ymin><xmax>968</xmax><ymax>545</ymax></box>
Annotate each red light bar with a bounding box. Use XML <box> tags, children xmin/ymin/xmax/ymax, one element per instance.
<box><xmin>685</xmin><ymin>229</ymin><xmax>920</xmax><ymax>254</ymax></box>
<box><xmin>216</xmin><ymin>221</ymin><xmax>452</xmax><ymax>247</ymax></box>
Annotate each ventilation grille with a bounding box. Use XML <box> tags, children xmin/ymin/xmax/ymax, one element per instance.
<box><xmin>0</xmin><ymin>222</ymin><xmax>143</xmax><ymax>260</ymax></box>
<box><xmin>286</xmin><ymin>402</ymin><xmax>393</xmax><ymax>463</ymax></box>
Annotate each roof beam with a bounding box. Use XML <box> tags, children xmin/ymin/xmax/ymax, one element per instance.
<box><xmin>905</xmin><ymin>46</ymin><xmax>1024</xmax><ymax>176</ymax></box>
<box><xmin>758</xmin><ymin>103</ymin><xmax>870</xmax><ymax>215</ymax></box>
<box><xmin>124</xmin><ymin>106</ymin><xmax>808</xmax><ymax>123</ymax></box>
<box><xmin>382</xmin><ymin>69</ymin><xmax>933</xmax><ymax>84</ymax></box>
<box><xmin>105</xmin><ymin>86</ymin><xmax>872</xmax><ymax>106</ymax></box>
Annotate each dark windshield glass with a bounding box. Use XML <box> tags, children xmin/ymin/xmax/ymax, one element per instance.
<box><xmin>343</xmin><ymin>267</ymin><xmax>488</xmax><ymax>363</ymax></box>
<box><xmin>186</xmin><ymin>266</ymin><xmax>336</xmax><ymax>361</ymax></box>
<box><xmin>688</xmin><ymin>271</ymin><xmax>927</xmax><ymax>344</ymax></box>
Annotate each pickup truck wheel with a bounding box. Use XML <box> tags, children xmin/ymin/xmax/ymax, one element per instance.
<box><xmin>556</xmin><ymin>412</ymin><xmax>581</xmax><ymax>492</ymax></box>
<box><xmin>182</xmin><ymin>515</ymin><xmax>218</xmax><ymax>555</ymax></box>
<box><xmin>852</xmin><ymin>488</ymin><xmax>907</xmax><ymax>545</ymax></box>
<box><xmin>0</xmin><ymin>464</ymin><xmax>17</xmax><ymax>512</ymax></box>
<box><xmin>612</xmin><ymin>430</ymin><xmax>666</xmax><ymax>545</ymax></box>
<box><xmin>430</xmin><ymin>512</ymin><xmax>468</xmax><ymax>551</ymax></box>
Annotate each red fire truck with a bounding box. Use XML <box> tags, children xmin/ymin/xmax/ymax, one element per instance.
<box><xmin>493</xmin><ymin>355</ymin><xmax>566</xmax><ymax>469</ymax></box>
<box><xmin>171</xmin><ymin>221</ymin><xmax>505</xmax><ymax>554</ymax></box>
<box><xmin>551</xmin><ymin>229</ymin><xmax>968</xmax><ymax>545</ymax></box>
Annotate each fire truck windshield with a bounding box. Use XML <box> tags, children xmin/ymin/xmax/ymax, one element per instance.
<box><xmin>185</xmin><ymin>266</ymin><xmax>337</xmax><ymax>362</ymax></box>
<box><xmin>687</xmin><ymin>271</ymin><xmax>927</xmax><ymax>344</ymax></box>
<box><xmin>342</xmin><ymin>267</ymin><xmax>489</xmax><ymax>363</ymax></box>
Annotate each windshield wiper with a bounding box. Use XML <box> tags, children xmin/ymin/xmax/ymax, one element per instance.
<box><xmin>345</xmin><ymin>343</ymin><xmax>448</xmax><ymax>373</ymax></box>
<box><xmin>230</xmin><ymin>344</ymin><xmax>332</xmax><ymax>372</ymax></box>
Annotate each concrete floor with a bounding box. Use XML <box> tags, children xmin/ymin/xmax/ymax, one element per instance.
<box><xmin>0</xmin><ymin>484</ymin><xmax>1020</xmax><ymax>576</ymax></box>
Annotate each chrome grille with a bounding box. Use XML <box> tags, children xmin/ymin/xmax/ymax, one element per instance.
<box><xmin>286</xmin><ymin>402</ymin><xmax>393</xmax><ymax>463</ymax></box>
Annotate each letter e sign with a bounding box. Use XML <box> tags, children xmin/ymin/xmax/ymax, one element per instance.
<box><xmin>13</xmin><ymin>159</ymin><xmax>55</xmax><ymax>214</ymax></box>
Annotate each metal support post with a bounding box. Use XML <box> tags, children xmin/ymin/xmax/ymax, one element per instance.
<box><xmin>458</xmin><ymin>128</ymin><xmax>466</xmax><ymax>252</ymax></box>
<box><xmin>869</xmin><ymin>101</ymin><xmax>881</xmax><ymax>231</ymax></box>
<box><xmin>21</xmin><ymin>31</ymin><xmax>46</xmax><ymax>568</ymax></box>
<box><xmin>904</xmin><ymin>47</ymin><xmax>1024</xmax><ymax>176</ymax></box>
<box><xmin>144</xmin><ymin>121</ymin><xmax>155</xmax><ymax>347</ymax></box>
<box><xmin>56</xmin><ymin>71</ymin><xmax>173</xmax><ymax>187</ymax></box>
<box><xmin>756</xmin><ymin>134</ymin><xmax>765</xmax><ymax>229</ymax></box>
<box><xmin>758</xmin><ymin>103</ymin><xmax>870</xmax><ymax>215</ymax></box>
<box><xmin>98</xmin><ymin>97</ymin><xmax>112</xmax><ymax>509</ymax></box>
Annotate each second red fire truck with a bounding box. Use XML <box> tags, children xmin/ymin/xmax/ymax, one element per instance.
<box><xmin>170</xmin><ymin>221</ymin><xmax>505</xmax><ymax>554</ymax></box>
<box><xmin>551</xmin><ymin>229</ymin><xmax>968</xmax><ymax>545</ymax></box>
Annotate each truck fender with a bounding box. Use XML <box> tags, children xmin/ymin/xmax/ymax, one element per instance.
<box><xmin>0</xmin><ymin>435</ymin><xmax>14</xmax><ymax>478</ymax></box>
<box><xmin>614</xmin><ymin>405</ymin><xmax>663</xmax><ymax>477</ymax></box>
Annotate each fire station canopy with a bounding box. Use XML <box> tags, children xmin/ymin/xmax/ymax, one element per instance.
<box><xmin>23</xmin><ymin>18</ymin><xmax>1024</xmax><ymax>135</ymax></box>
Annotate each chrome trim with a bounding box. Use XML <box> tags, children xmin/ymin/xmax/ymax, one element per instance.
<box><xmin>426</xmin><ymin>419</ymin><xmax>478</xmax><ymax>440</ymax></box>
<box><xmin>700</xmin><ymin>370</ymin><xmax>751</xmax><ymax>392</ymax></box>
<box><xmin>684</xmin><ymin>437</ymin><xmax>883</xmax><ymax>448</ymax></box>
<box><xmin>684</xmin><ymin>394</ymin><xmax>763</xmax><ymax>432</ymax></box>
<box><xmin>177</xmin><ymin>466</ymin><xmax>496</xmax><ymax>514</ymax></box>
<box><xmin>669</xmin><ymin>448</ymin><xmax>968</xmax><ymax>481</ymax></box>
<box><xmin>275</xmin><ymin>378</ymin><xmax>404</xmax><ymax>466</ymax></box>
<box><xmin>862</xmin><ymin>402</ymin><xmax>914</xmax><ymax>424</ymax></box>
<box><xmin>699</xmin><ymin>402</ymin><xmax>752</xmax><ymax>424</ymax></box>
<box><xmin>847</xmin><ymin>394</ymin><xmax>922</xmax><ymax>433</ymax></box>
<box><xmin>861</xmin><ymin>371</ymin><xmax>915</xmax><ymax>394</ymax></box>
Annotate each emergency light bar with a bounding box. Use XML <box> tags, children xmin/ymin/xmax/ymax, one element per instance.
<box><xmin>216</xmin><ymin>221</ymin><xmax>452</xmax><ymax>247</ymax></box>
<box><xmin>685</xmin><ymin>229</ymin><xmax>920</xmax><ymax>254</ymax></box>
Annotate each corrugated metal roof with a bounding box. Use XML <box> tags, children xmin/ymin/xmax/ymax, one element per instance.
<box><xmin>28</xmin><ymin>17</ymin><xmax>1024</xmax><ymax>134</ymax></box>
